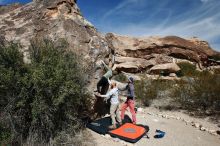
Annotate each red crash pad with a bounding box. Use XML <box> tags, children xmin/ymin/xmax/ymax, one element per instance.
<box><xmin>109</xmin><ymin>123</ymin><xmax>148</xmax><ymax>143</ymax></box>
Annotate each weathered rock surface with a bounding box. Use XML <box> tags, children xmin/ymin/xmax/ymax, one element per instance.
<box><xmin>106</xmin><ymin>33</ymin><xmax>220</xmax><ymax>73</ymax></box>
<box><xmin>0</xmin><ymin>0</ymin><xmax>109</xmax><ymax>64</ymax></box>
<box><xmin>0</xmin><ymin>3</ymin><xmax>22</xmax><ymax>15</ymax></box>
<box><xmin>113</xmin><ymin>56</ymin><xmax>156</xmax><ymax>73</ymax></box>
<box><xmin>149</xmin><ymin>63</ymin><xmax>181</xmax><ymax>74</ymax></box>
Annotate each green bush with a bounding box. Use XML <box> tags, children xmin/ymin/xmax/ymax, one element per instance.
<box><xmin>135</xmin><ymin>79</ymin><xmax>153</xmax><ymax>106</ymax></box>
<box><xmin>0</xmin><ymin>42</ymin><xmax>28</xmax><ymax>145</ymax></box>
<box><xmin>113</xmin><ymin>73</ymin><xmax>127</xmax><ymax>82</ymax></box>
<box><xmin>0</xmin><ymin>122</ymin><xmax>11</xmax><ymax>145</ymax></box>
<box><xmin>177</xmin><ymin>62</ymin><xmax>200</xmax><ymax>77</ymax></box>
<box><xmin>173</xmin><ymin>72</ymin><xmax>220</xmax><ymax>113</ymax></box>
<box><xmin>135</xmin><ymin>79</ymin><xmax>174</xmax><ymax>106</ymax></box>
<box><xmin>174</xmin><ymin>62</ymin><xmax>220</xmax><ymax>114</ymax></box>
<box><xmin>0</xmin><ymin>39</ymin><xmax>91</xmax><ymax>145</ymax></box>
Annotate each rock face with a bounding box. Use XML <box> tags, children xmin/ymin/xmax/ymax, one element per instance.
<box><xmin>149</xmin><ymin>63</ymin><xmax>181</xmax><ymax>75</ymax></box>
<box><xmin>106</xmin><ymin>33</ymin><xmax>220</xmax><ymax>73</ymax></box>
<box><xmin>0</xmin><ymin>0</ymin><xmax>109</xmax><ymax>64</ymax></box>
<box><xmin>0</xmin><ymin>3</ymin><xmax>22</xmax><ymax>15</ymax></box>
<box><xmin>113</xmin><ymin>56</ymin><xmax>156</xmax><ymax>73</ymax></box>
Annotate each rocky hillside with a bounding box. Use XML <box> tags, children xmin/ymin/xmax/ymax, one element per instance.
<box><xmin>0</xmin><ymin>0</ymin><xmax>220</xmax><ymax>78</ymax></box>
<box><xmin>106</xmin><ymin>33</ymin><xmax>220</xmax><ymax>75</ymax></box>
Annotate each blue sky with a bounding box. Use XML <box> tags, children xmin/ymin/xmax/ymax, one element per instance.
<box><xmin>1</xmin><ymin>0</ymin><xmax>220</xmax><ymax>51</ymax></box>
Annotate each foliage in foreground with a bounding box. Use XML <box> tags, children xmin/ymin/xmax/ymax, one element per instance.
<box><xmin>0</xmin><ymin>39</ymin><xmax>91</xmax><ymax>145</ymax></box>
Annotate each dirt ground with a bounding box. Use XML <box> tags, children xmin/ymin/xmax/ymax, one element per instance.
<box><xmin>87</xmin><ymin>107</ymin><xmax>220</xmax><ymax>146</ymax></box>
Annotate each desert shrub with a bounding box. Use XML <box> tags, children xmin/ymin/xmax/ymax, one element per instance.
<box><xmin>213</xmin><ymin>68</ymin><xmax>220</xmax><ymax>74</ymax></box>
<box><xmin>135</xmin><ymin>79</ymin><xmax>153</xmax><ymax>106</ymax></box>
<box><xmin>0</xmin><ymin>122</ymin><xmax>11</xmax><ymax>145</ymax></box>
<box><xmin>0</xmin><ymin>42</ymin><xmax>26</xmax><ymax>108</ymax></box>
<box><xmin>0</xmin><ymin>39</ymin><xmax>91</xmax><ymax>145</ymax></box>
<box><xmin>113</xmin><ymin>73</ymin><xmax>127</xmax><ymax>82</ymax></box>
<box><xmin>173</xmin><ymin>72</ymin><xmax>220</xmax><ymax>113</ymax></box>
<box><xmin>177</xmin><ymin>62</ymin><xmax>200</xmax><ymax>77</ymax></box>
<box><xmin>135</xmin><ymin>79</ymin><xmax>175</xmax><ymax>106</ymax></box>
<box><xmin>0</xmin><ymin>42</ymin><xmax>27</xmax><ymax>145</ymax></box>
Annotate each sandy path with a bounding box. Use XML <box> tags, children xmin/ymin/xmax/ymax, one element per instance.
<box><xmin>87</xmin><ymin>107</ymin><xmax>220</xmax><ymax>146</ymax></box>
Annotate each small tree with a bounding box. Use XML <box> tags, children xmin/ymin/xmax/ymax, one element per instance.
<box><xmin>0</xmin><ymin>42</ymin><xmax>28</xmax><ymax>145</ymax></box>
<box><xmin>0</xmin><ymin>39</ymin><xmax>92</xmax><ymax>145</ymax></box>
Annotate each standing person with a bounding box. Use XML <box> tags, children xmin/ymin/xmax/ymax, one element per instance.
<box><xmin>97</xmin><ymin>60</ymin><xmax>112</xmax><ymax>94</ymax></box>
<box><xmin>120</xmin><ymin>77</ymin><xmax>136</xmax><ymax>124</ymax></box>
<box><xmin>96</xmin><ymin>82</ymin><xmax>122</xmax><ymax>129</ymax></box>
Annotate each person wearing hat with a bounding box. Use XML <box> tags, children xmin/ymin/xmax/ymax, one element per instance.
<box><xmin>96</xmin><ymin>82</ymin><xmax>122</xmax><ymax>129</ymax></box>
<box><xmin>120</xmin><ymin>76</ymin><xmax>136</xmax><ymax>124</ymax></box>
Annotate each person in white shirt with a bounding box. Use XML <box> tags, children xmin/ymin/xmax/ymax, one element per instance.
<box><xmin>96</xmin><ymin>82</ymin><xmax>122</xmax><ymax>129</ymax></box>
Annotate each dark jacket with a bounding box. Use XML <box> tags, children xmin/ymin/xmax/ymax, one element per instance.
<box><xmin>120</xmin><ymin>83</ymin><xmax>135</xmax><ymax>100</ymax></box>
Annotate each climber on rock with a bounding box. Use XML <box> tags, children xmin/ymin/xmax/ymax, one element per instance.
<box><xmin>96</xmin><ymin>60</ymin><xmax>113</xmax><ymax>94</ymax></box>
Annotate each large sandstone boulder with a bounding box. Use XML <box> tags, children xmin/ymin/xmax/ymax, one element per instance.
<box><xmin>106</xmin><ymin>33</ymin><xmax>220</xmax><ymax>69</ymax></box>
<box><xmin>112</xmin><ymin>56</ymin><xmax>156</xmax><ymax>73</ymax></box>
<box><xmin>149</xmin><ymin>63</ymin><xmax>181</xmax><ymax>75</ymax></box>
<box><xmin>112</xmin><ymin>62</ymin><xmax>139</xmax><ymax>73</ymax></box>
<box><xmin>0</xmin><ymin>0</ymin><xmax>109</xmax><ymax>64</ymax></box>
